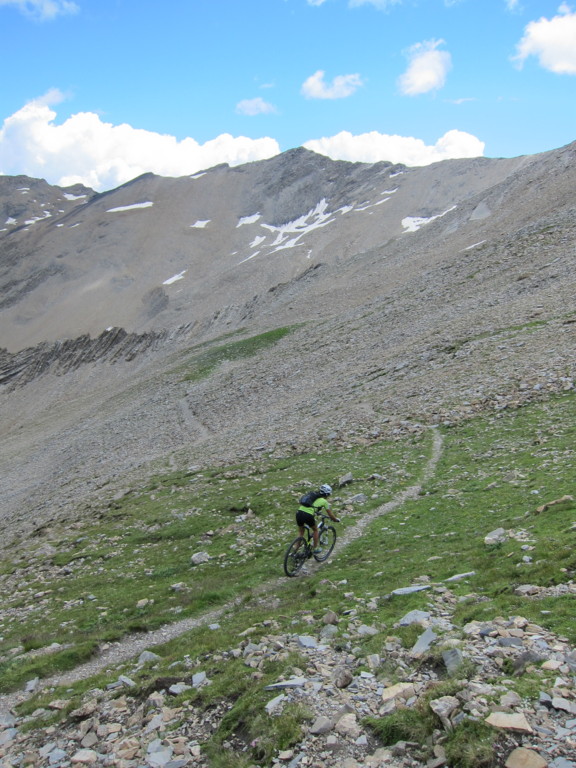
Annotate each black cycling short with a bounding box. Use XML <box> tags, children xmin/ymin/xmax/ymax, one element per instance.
<box><xmin>296</xmin><ymin>509</ymin><xmax>316</xmax><ymax>528</ymax></box>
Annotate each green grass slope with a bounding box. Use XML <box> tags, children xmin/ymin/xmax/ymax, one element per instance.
<box><xmin>1</xmin><ymin>390</ymin><xmax>574</xmax><ymax>766</ymax></box>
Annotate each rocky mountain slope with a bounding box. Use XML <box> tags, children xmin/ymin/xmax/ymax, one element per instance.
<box><xmin>1</xmin><ymin>142</ymin><xmax>575</xmax><ymax>545</ymax></box>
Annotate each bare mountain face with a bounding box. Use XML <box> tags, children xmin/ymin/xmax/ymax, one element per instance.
<box><xmin>0</xmin><ymin>144</ymin><xmax>575</xmax><ymax>544</ymax></box>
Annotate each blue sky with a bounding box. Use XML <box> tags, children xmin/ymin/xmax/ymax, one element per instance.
<box><xmin>0</xmin><ymin>0</ymin><xmax>574</xmax><ymax>191</ymax></box>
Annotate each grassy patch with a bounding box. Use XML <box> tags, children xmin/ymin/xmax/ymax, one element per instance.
<box><xmin>0</xmin><ymin>430</ymin><xmax>425</xmax><ymax>693</ymax></box>
<box><xmin>177</xmin><ymin>326</ymin><xmax>300</xmax><ymax>382</ymax></box>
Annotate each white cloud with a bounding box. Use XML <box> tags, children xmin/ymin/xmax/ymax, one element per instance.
<box><xmin>0</xmin><ymin>94</ymin><xmax>485</xmax><ymax>193</ymax></box>
<box><xmin>0</xmin><ymin>0</ymin><xmax>78</xmax><ymax>20</ymax></box>
<box><xmin>398</xmin><ymin>39</ymin><xmax>452</xmax><ymax>95</ymax></box>
<box><xmin>0</xmin><ymin>95</ymin><xmax>280</xmax><ymax>191</ymax></box>
<box><xmin>513</xmin><ymin>4</ymin><xmax>576</xmax><ymax>74</ymax></box>
<box><xmin>307</xmin><ymin>0</ymin><xmax>328</xmax><ymax>5</ymax></box>
<box><xmin>301</xmin><ymin>70</ymin><xmax>364</xmax><ymax>99</ymax></box>
<box><xmin>303</xmin><ymin>128</ymin><xmax>484</xmax><ymax>166</ymax></box>
<box><xmin>236</xmin><ymin>97</ymin><xmax>277</xmax><ymax>116</ymax></box>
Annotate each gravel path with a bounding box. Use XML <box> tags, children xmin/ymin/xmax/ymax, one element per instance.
<box><xmin>0</xmin><ymin>429</ymin><xmax>443</xmax><ymax>718</ymax></box>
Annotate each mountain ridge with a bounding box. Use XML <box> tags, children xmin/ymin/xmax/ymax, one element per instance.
<box><xmin>0</xmin><ymin>142</ymin><xmax>575</xmax><ymax>546</ymax></box>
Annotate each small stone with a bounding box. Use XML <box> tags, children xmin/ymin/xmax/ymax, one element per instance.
<box><xmin>391</xmin><ymin>584</ymin><xmax>430</xmax><ymax>595</ymax></box>
<box><xmin>500</xmin><ymin>691</ymin><xmax>522</xmax><ymax>708</ymax></box>
<box><xmin>333</xmin><ymin>667</ymin><xmax>354</xmax><ymax>689</ymax></box>
<box><xmin>485</xmin><ymin>528</ymin><xmax>507</xmax><ymax>545</ymax></box>
<box><xmin>168</xmin><ymin>682</ymin><xmax>191</xmax><ymax>695</ymax></box>
<box><xmin>398</xmin><ymin>609</ymin><xmax>430</xmax><ymax>626</ymax></box>
<box><xmin>71</xmin><ymin>749</ymin><xmax>99</xmax><ymax>764</ymax></box>
<box><xmin>485</xmin><ymin>712</ymin><xmax>533</xmax><ymax>733</ymax></box>
<box><xmin>429</xmin><ymin>696</ymin><xmax>459</xmax><ymax>730</ymax></box>
<box><xmin>381</xmin><ymin>682</ymin><xmax>414</xmax><ymax>703</ymax></box>
<box><xmin>335</xmin><ymin>713</ymin><xmax>361</xmax><ymax>739</ymax></box>
<box><xmin>357</xmin><ymin>624</ymin><xmax>378</xmax><ymax>636</ymax></box>
<box><xmin>551</xmin><ymin>696</ymin><xmax>576</xmax><ymax>715</ymax></box>
<box><xmin>442</xmin><ymin>648</ymin><xmax>463</xmax><ymax>675</ymax></box>
<box><xmin>505</xmin><ymin>747</ymin><xmax>548</xmax><ymax>768</ymax></box>
<box><xmin>139</xmin><ymin>650</ymin><xmax>161</xmax><ymax>664</ymax></box>
<box><xmin>310</xmin><ymin>715</ymin><xmax>333</xmax><ymax>735</ymax></box>
<box><xmin>191</xmin><ymin>551</ymin><xmax>211</xmax><ymax>565</ymax></box>
<box><xmin>265</xmin><ymin>693</ymin><xmax>285</xmax><ymax>715</ymax></box>
<box><xmin>410</xmin><ymin>627</ymin><xmax>437</xmax><ymax>658</ymax></box>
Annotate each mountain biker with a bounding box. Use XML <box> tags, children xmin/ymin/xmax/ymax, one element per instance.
<box><xmin>296</xmin><ymin>483</ymin><xmax>340</xmax><ymax>552</ymax></box>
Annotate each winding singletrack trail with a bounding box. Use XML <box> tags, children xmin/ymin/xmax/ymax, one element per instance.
<box><xmin>1</xmin><ymin>428</ymin><xmax>443</xmax><ymax>717</ymax></box>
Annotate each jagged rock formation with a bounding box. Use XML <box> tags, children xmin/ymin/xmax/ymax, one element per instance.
<box><xmin>0</xmin><ymin>325</ymin><xmax>192</xmax><ymax>388</ymax></box>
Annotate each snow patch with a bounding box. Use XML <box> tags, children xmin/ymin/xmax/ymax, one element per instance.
<box><xmin>402</xmin><ymin>206</ymin><xmax>456</xmax><ymax>233</ymax></box>
<box><xmin>5</xmin><ymin>217</ymin><xmax>16</xmax><ymax>225</ymax></box>
<box><xmin>63</xmin><ymin>193</ymin><xmax>87</xmax><ymax>201</ymax></box>
<box><xmin>250</xmin><ymin>235</ymin><xmax>266</xmax><ymax>248</ymax></box>
<box><xmin>190</xmin><ymin>220</ymin><xmax>210</xmax><ymax>228</ymax></box>
<box><xmin>106</xmin><ymin>202</ymin><xmax>154</xmax><ymax>213</ymax></box>
<box><xmin>463</xmin><ymin>240</ymin><xmax>486</xmax><ymax>251</ymax></box>
<box><xmin>264</xmin><ymin>199</ymin><xmax>335</xmax><ymax>252</ymax></box>
<box><xmin>163</xmin><ymin>270</ymin><xmax>187</xmax><ymax>285</ymax></box>
<box><xmin>24</xmin><ymin>210</ymin><xmax>52</xmax><ymax>225</ymax></box>
<box><xmin>237</xmin><ymin>213</ymin><xmax>261</xmax><ymax>227</ymax></box>
<box><xmin>238</xmin><ymin>251</ymin><xmax>261</xmax><ymax>265</ymax></box>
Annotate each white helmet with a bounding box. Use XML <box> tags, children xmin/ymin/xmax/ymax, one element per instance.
<box><xmin>320</xmin><ymin>483</ymin><xmax>332</xmax><ymax>495</ymax></box>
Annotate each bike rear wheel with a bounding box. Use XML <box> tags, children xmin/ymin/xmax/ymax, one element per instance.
<box><xmin>313</xmin><ymin>526</ymin><xmax>336</xmax><ymax>562</ymax></box>
<box><xmin>284</xmin><ymin>536</ymin><xmax>308</xmax><ymax>577</ymax></box>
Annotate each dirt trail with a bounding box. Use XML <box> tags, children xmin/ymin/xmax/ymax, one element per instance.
<box><xmin>0</xmin><ymin>428</ymin><xmax>443</xmax><ymax>718</ymax></box>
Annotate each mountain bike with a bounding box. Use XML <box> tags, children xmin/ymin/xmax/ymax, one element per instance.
<box><xmin>283</xmin><ymin>513</ymin><xmax>337</xmax><ymax>577</ymax></box>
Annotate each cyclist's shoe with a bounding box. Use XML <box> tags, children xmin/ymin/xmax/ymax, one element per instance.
<box><xmin>313</xmin><ymin>547</ymin><xmax>322</xmax><ymax>554</ymax></box>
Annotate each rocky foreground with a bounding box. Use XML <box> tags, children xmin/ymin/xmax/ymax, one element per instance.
<box><xmin>1</xmin><ymin>575</ymin><xmax>575</xmax><ymax>768</ymax></box>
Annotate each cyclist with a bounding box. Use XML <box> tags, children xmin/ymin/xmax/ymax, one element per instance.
<box><xmin>296</xmin><ymin>483</ymin><xmax>340</xmax><ymax>552</ymax></box>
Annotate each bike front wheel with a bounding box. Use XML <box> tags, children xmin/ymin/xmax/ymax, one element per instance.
<box><xmin>284</xmin><ymin>536</ymin><xmax>307</xmax><ymax>577</ymax></box>
<box><xmin>314</xmin><ymin>526</ymin><xmax>336</xmax><ymax>562</ymax></box>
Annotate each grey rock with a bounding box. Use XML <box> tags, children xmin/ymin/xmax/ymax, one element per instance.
<box><xmin>190</xmin><ymin>551</ymin><xmax>211</xmax><ymax>565</ymax></box>
<box><xmin>297</xmin><ymin>635</ymin><xmax>318</xmax><ymax>649</ymax></box>
<box><xmin>265</xmin><ymin>693</ymin><xmax>286</xmax><ymax>715</ymax></box>
<box><xmin>357</xmin><ymin>624</ymin><xmax>379</xmax><ymax>636</ymax></box>
<box><xmin>118</xmin><ymin>674</ymin><xmax>136</xmax><ymax>688</ymax></box>
<box><xmin>192</xmin><ymin>671</ymin><xmax>208</xmax><ymax>687</ymax></box>
<box><xmin>398</xmin><ymin>609</ymin><xmax>431</xmax><ymax>626</ymax></box>
<box><xmin>333</xmin><ymin>667</ymin><xmax>354</xmax><ymax>689</ymax></box>
<box><xmin>168</xmin><ymin>683</ymin><xmax>191</xmax><ymax>695</ymax></box>
<box><xmin>138</xmin><ymin>650</ymin><xmax>162</xmax><ymax>664</ymax></box>
<box><xmin>485</xmin><ymin>528</ymin><xmax>507</xmax><ymax>545</ymax></box>
<box><xmin>309</xmin><ymin>715</ymin><xmax>333</xmax><ymax>735</ymax></box>
<box><xmin>410</xmin><ymin>627</ymin><xmax>437</xmax><ymax>658</ymax></box>
<box><xmin>442</xmin><ymin>648</ymin><xmax>464</xmax><ymax>675</ymax></box>
<box><xmin>445</xmin><ymin>571</ymin><xmax>476</xmax><ymax>582</ymax></box>
<box><xmin>391</xmin><ymin>584</ymin><xmax>431</xmax><ymax>595</ymax></box>
<box><xmin>265</xmin><ymin>677</ymin><xmax>308</xmax><ymax>690</ymax></box>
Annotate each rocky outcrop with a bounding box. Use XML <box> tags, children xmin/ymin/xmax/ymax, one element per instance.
<box><xmin>0</xmin><ymin>325</ymin><xmax>192</xmax><ymax>389</ymax></box>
